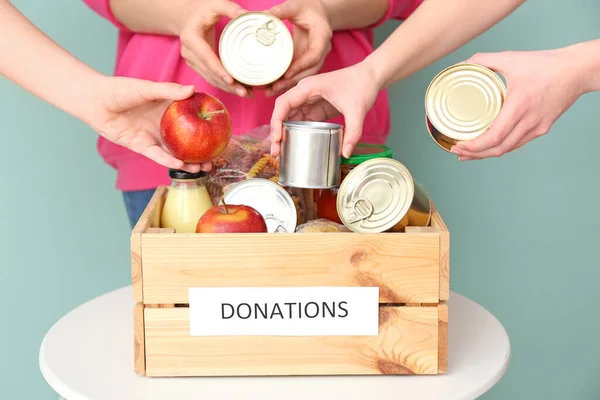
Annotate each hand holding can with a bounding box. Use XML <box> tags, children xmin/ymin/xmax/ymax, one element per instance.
<box><xmin>178</xmin><ymin>0</ymin><xmax>250</xmax><ymax>97</ymax></box>
<box><xmin>263</xmin><ymin>0</ymin><xmax>333</xmax><ymax>97</ymax></box>
<box><xmin>450</xmin><ymin>49</ymin><xmax>588</xmax><ymax>160</ymax></box>
<box><xmin>270</xmin><ymin>62</ymin><xmax>381</xmax><ymax>159</ymax></box>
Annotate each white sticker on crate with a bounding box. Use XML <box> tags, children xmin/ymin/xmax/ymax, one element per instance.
<box><xmin>188</xmin><ymin>286</ymin><xmax>380</xmax><ymax>336</ymax></box>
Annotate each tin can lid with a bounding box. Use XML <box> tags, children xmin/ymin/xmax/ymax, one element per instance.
<box><xmin>282</xmin><ymin>120</ymin><xmax>343</xmax><ymax>133</ymax></box>
<box><xmin>425</xmin><ymin>63</ymin><xmax>506</xmax><ymax>141</ymax></box>
<box><xmin>222</xmin><ymin>178</ymin><xmax>297</xmax><ymax>233</ymax></box>
<box><xmin>336</xmin><ymin>158</ymin><xmax>414</xmax><ymax>233</ymax></box>
<box><xmin>341</xmin><ymin>143</ymin><xmax>393</xmax><ymax>165</ymax></box>
<box><xmin>219</xmin><ymin>12</ymin><xmax>294</xmax><ymax>86</ymax></box>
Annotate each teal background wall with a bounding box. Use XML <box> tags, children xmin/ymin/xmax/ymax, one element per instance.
<box><xmin>1</xmin><ymin>0</ymin><xmax>598</xmax><ymax>398</ymax></box>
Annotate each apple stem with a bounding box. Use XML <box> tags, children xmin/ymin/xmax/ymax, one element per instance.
<box><xmin>201</xmin><ymin>110</ymin><xmax>226</xmax><ymax>119</ymax></box>
<box><xmin>221</xmin><ymin>197</ymin><xmax>229</xmax><ymax>214</ymax></box>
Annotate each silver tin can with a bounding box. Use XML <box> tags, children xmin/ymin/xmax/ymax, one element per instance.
<box><xmin>222</xmin><ymin>178</ymin><xmax>297</xmax><ymax>233</ymax></box>
<box><xmin>336</xmin><ymin>158</ymin><xmax>431</xmax><ymax>233</ymax></box>
<box><xmin>219</xmin><ymin>12</ymin><xmax>294</xmax><ymax>87</ymax></box>
<box><xmin>278</xmin><ymin>121</ymin><xmax>343</xmax><ymax>189</ymax></box>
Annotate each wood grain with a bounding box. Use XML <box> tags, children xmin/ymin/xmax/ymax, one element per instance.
<box><xmin>144</xmin><ymin>306</ymin><xmax>439</xmax><ymax>377</ymax></box>
<box><xmin>438</xmin><ymin>301</ymin><xmax>448</xmax><ymax>373</ymax></box>
<box><xmin>141</xmin><ymin>232</ymin><xmax>440</xmax><ymax>304</ymax></box>
<box><xmin>131</xmin><ymin>187</ymin><xmax>167</xmax><ymax>302</ymax></box>
<box><xmin>133</xmin><ymin>302</ymin><xmax>146</xmax><ymax>375</ymax></box>
<box><xmin>430</xmin><ymin>204</ymin><xmax>450</xmax><ymax>301</ymax></box>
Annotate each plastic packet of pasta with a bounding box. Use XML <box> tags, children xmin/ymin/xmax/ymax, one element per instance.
<box><xmin>206</xmin><ymin>125</ymin><xmax>306</xmax><ymax>225</ymax></box>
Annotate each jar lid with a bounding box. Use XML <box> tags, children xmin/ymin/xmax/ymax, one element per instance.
<box><xmin>341</xmin><ymin>143</ymin><xmax>393</xmax><ymax>165</ymax></box>
<box><xmin>168</xmin><ymin>169</ymin><xmax>207</xmax><ymax>180</ymax></box>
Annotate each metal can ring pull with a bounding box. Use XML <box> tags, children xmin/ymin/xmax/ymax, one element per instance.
<box><xmin>263</xmin><ymin>214</ymin><xmax>287</xmax><ymax>233</ymax></box>
<box><xmin>346</xmin><ymin>198</ymin><xmax>374</xmax><ymax>224</ymax></box>
<box><xmin>255</xmin><ymin>20</ymin><xmax>278</xmax><ymax>46</ymax></box>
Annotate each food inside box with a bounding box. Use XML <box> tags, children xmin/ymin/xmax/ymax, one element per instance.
<box><xmin>159</xmin><ymin>124</ymin><xmax>432</xmax><ymax>235</ymax></box>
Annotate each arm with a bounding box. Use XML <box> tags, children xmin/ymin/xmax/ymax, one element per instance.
<box><xmin>103</xmin><ymin>0</ymin><xmax>192</xmax><ymax>35</ymax></box>
<box><xmin>1</xmin><ymin>0</ymin><xmax>103</xmax><ymax>123</ymax></box>
<box><xmin>0</xmin><ymin>0</ymin><xmax>209</xmax><ymax>172</ymax></box>
<box><xmin>322</xmin><ymin>0</ymin><xmax>421</xmax><ymax>30</ymax></box>
<box><xmin>365</xmin><ymin>0</ymin><xmax>526</xmax><ymax>88</ymax></box>
<box><xmin>577</xmin><ymin>39</ymin><xmax>600</xmax><ymax>93</ymax></box>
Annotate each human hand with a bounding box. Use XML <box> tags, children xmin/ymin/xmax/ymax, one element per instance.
<box><xmin>86</xmin><ymin>77</ymin><xmax>212</xmax><ymax>173</ymax></box>
<box><xmin>264</xmin><ymin>0</ymin><xmax>332</xmax><ymax>97</ymax></box>
<box><xmin>270</xmin><ymin>62</ymin><xmax>379</xmax><ymax>158</ymax></box>
<box><xmin>451</xmin><ymin>48</ymin><xmax>587</xmax><ymax>161</ymax></box>
<box><xmin>178</xmin><ymin>0</ymin><xmax>251</xmax><ymax>98</ymax></box>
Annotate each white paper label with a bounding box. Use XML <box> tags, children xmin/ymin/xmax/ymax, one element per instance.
<box><xmin>188</xmin><ymin>287</ymin><xmax>380</xmax><ymax>337</ymax></box>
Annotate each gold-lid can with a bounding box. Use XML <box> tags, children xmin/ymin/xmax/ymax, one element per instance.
<box><xmin>425</xmin><ymin>63</ymin><xmax>507</xmax><ymax>151</ymax></box>
<box><xmin>219</xmin><ymin>12</ymin><xmax>294</xmax><ymax>87</ymax></box>
<box><xmin>336</xmin><ymin>158</ymin><xmax>431</xmax><ymax>233</ymax></box>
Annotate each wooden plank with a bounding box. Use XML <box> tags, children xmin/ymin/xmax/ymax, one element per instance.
<box><xmin>145</xmin><ymin>228</ymin><xmax>176</xmax><ymax>234</ymax></box>
<box><xmin>141</xmin><ymin>232</ymin><xmax>440</xmax><ymax>304</ymax></box>
<box><xmin>438</xmin><ymin>301</ymin><xmax>448</xmax><ymax>373</ymax></box>
<box><xmin>144</xmin><ymin>306</ymin><xmax>439</xmax><ymax>377</ymax></box>
<box><xmin>131</xmin><ymin>187</ymin><xmax>166</xmax><ymax>303</ymax></box>
<box><xmin>430</xmin><ymin>204</ymin><xmax>449</xmax><ymax>301</ymax></box>
<box><xmin>133</xmin><ymin>303</ymin><xmax>146</xmax><ymax>375</ymax></box>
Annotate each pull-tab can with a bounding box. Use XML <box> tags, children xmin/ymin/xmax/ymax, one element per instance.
<box><xmin>425</xmin><ymin>63</ymin><xmax>507</xmax><ymax>152</ymax></box>
<box><xmin>219</xmin><ymin>12</ymin><xmax>294</xmax><ymax>87</ymax></box>
<box><xmin>336</xmin><ymin>158</ymin><xmax>431</xmax><ymax>233</ymax></box>
<box><xmin>221</xmin><ymin>178</ymin><xmax>297</xmax><ymax>233</ymax></box>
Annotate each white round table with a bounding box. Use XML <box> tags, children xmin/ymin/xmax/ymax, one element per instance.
<box><xmin>40</xmin><ymin>286</ymin><xmax>510</xmax><ymax>400</ymax></box>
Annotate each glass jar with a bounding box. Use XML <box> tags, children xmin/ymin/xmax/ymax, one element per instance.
<box><xmin>160</xmin><ymin>169</ymin><xmax>213</xmax><ymax>233</ymax></box>
<box><xmin>315</xmin><ymin>143</ymin><xmax>394</xmax><ymax>224</ymax></box>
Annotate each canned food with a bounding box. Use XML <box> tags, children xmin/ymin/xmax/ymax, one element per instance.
<box><xmin>315</xmin><ymin>143</ymin><xmax>393</xmax><ymax>224</ymax></box>
<box><xmin>336</xmin><ymin>158</ymin><xmax>431</xmax><ymax>233</ymax></box>
<box><xmin>222</xmin><ymin>178</ymin><xmax>297</xmax><ymax>233</ymax></box>
<box><xmin>219</xmin><ymin>12</ymin><xmax>294</xmax><ymax>86</ymax></box>
<box><xmin>278</xmin><ymin>121</ymin><xmax>343</xmax><ymax>189</ymax></box>
<box><xmin>425</xmin><ymin>63</ymin><xmax>506</xmax><ymax>152</ymax></box>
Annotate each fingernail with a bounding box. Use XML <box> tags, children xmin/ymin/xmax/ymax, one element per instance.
<box><xmin>450</xmin><ymin>147</ymin><xmax>461</xmax><ymax>155</ymax></box>
<box><xmin>236</xmin><ymin>88</ymin><xmax>245</xmax><ymax>97</ymax></box>
<box><xmin>223</xmin><ymin>76</ymin><xmax>233</xmax><ymax>85</ymax></box>
<box><xmin>456</xmin><ymin>142</ymin><xmax>467</xmax><ymax>149</ymax></box>
<box><xmin>343</xmin><ymin>144</ymin><xmax>353</xmax><ymax>158</ymax></box>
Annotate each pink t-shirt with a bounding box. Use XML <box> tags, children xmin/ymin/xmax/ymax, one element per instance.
<box><xmin>83</xmin><ymin>0</ymin><xmax>422</xmax><ymax>191</ymax></box>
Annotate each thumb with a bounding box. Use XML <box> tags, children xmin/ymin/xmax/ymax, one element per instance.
<box><xmin>266</xmin><ymin>1</ymin><xmax>299</xmax><ymax>21</ymax></box>
<box><xmin>141</xmin><ymin>82</ymin><xmax>195</xmax><ymax>102</ymax></box>
<box><xmin>341</xmin><ymin>112</ymin><xmax>365</xmax><ymax>158</ymax></box>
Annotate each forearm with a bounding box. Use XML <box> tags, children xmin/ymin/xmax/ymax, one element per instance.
<box><xmin>365</xmin><ymin>0</ymin><xmax>525</xmax><ymax>88</ymax></box>
<box><xmin>108</xmin><ymin>0</ymin><xmax>194</xmax><ymax>35</ymax></box>
<box><xmin>0</xmin><ymin>1</ymin><xmax>104</xmax><ymax>125</ymax></box>
<box><xmin>566</xmin><ymin>39</ymin><xmax>600</xmax><ymax>93</ymax></box>
<box><xmin>320</xmin><ymin>0</ymin><xmax>390</xmax><ymax>30</ymax></box>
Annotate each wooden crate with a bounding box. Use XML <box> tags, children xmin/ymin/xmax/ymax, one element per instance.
<box><xmin>132</xmin><ymin>186</ymin><xmax>449</xmax><ymax>377</ymax></box>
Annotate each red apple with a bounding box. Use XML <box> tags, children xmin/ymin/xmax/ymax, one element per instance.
<box><xmin>196</xmin><ymin>203</ymin><xmax>268</xmax><ymax>233</ymax></box>
<box><xmin>160</xmin><ymin>92</ymin><xmax>232</xmax><ymax>163</ymax></box>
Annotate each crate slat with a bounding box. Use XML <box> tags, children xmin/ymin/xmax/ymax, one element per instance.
<box><xmin>430</xmin><ymin>205</ymin><xmax>449</xmax><ymax>300</ymax></box>
<box><xmin>438</xmin><ymin>301</ymin><xmax>448</xmax><ymax>373</ymax></box>
<box><xmin>144</xmin><ymin>305</ymin><xmax>439</xmax><ymax>377</ymax></box>
<box><xmin>141</xmin><ymin>232</ymin><xmax>440</xmax><ymax>304</ymax></box>
<box><xmin>133</xmin><ymin>303</ymin><xmax>146</xmax><ymax>375</ymax></box>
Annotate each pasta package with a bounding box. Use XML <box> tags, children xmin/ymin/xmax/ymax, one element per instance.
<box><xmin>206</xmin><ymin>125</ymin><xmax>306</xmax><ymax>225</ymax></box>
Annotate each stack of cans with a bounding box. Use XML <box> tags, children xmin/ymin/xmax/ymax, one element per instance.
<box><xmin>218</xmin><ymin>14</ymin><xmax>501</xmax><ymax>234</ymax></box>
